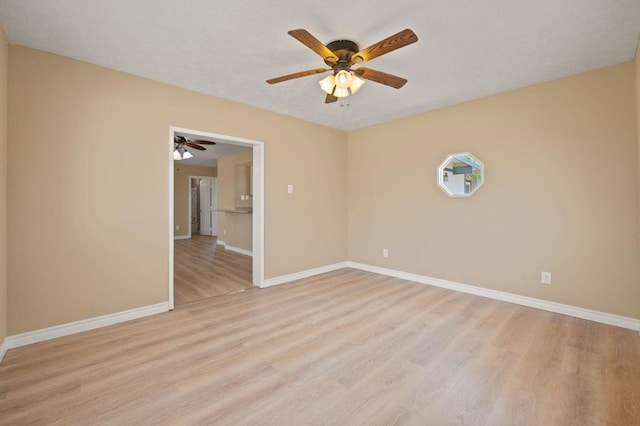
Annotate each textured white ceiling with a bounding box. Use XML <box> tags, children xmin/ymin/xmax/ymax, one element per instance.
<box><xmin>0</xmin><ymin>0</ymin><xmax>638</xmax><ymax>131</ymax></box>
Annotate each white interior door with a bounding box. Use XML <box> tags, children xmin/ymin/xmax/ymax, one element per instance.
<box><xmin>199</xmin><ymin>177</ymin><xmax>217</xmax><ymax>236</ymax></box>
<box><xmin>190</xmin><ymin>186</ymin><xmax>199</xmax><ymax>234</ymax></box>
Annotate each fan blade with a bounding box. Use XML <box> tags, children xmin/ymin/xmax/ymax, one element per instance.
<box><xmin>186</xmin><ymin>142</ymin><xmax>206</xmax><ymax>151</ymax></box>
<box><xmin>354</xmin><ymin>68</ymin><xmax>408</xmax><ymax>89</ymax></box>
<box><xmin>325</xmin><ymin>94</ymin><xmax>338</xmax><ymax>103</ymax></box>
<box><xmin>267</xmin><ymin>68</ymin><xmax>330</xmax><ymax>84</ymax></box>
<box><xmin>351</xmin><ymin>29</ymin><xmax>418</xmax><ymax>64</ymax></box>
<box><xmin>288</xmin><ymin>29</ymin><xmax>339</xmax><ymax>64</ymax></box>
<box><xmin>191</xmin><ymin>139</ymin><xmax>216</xmax><ymax>145</ymax></box>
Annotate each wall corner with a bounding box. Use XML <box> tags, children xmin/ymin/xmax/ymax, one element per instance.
<box><xmin>0</xmin><ymin>25</ymin><xmax>8</xmax><ymax>350</ymax></box>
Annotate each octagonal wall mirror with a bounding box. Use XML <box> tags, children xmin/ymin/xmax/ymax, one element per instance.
<box><xmin>437</xmin><ymin>152</ymin><xmax>484</xmax><ymax>197</ymax></box>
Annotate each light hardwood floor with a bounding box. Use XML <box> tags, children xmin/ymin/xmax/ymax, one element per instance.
<box><xmin>1</xmin><ymin>268</ymin><xmax>639</xmax><ymax>424</ymax></box>
<box><xmin>174</xmin><ymin>234</ymin><xmax>253</xmax><ymax>306</ymax></box>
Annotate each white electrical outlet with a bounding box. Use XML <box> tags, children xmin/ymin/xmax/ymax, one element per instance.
<box><xmin>176</xmin><ymin>225</ymin><xmax>179</xmax><ymax>231</ymax></box>
<box><xmin>383</xmin><ymin>248</ymin><xmax>389</xmax><ymax>258</ymax></box>
<box><xmin>287</xmin><ymin>184</ymin><xmax>293</xmax><ymax>194</ymax></box>
<box><xmin>223</xmin><ymin>229</ymin><xmax>226</xmax><ymax>235</ymax></box>
<box><xmin>541</xmin><ymin>271</ymin><xmax>551</xmax><ymax>285</ymax></box>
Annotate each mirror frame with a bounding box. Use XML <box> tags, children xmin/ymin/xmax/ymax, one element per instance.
<box><xmin>437</xmin><ymin>152</ymin><xmax>484</xmax><ymax>197</ymax></box>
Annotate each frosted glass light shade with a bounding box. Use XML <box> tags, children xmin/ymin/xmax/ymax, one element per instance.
<box><xmin>333</xmin><ymin>86</ymin><xmax>349</xmax><ymax>98</ymax></box>
<box><xmin>319</xmin><ymin>75</ymin><xmax>335</xmax><ymax>94</ymax></box>
<box><xmin>174</xmin><ymin>150</ymin><xmax>182</xmax><ymax>160</ymax></box>
<box><xmin>334</xmin><ymin>70</ymin><xmax>352</xmax><ymax>88</ymax></box>
<box><xmin>183</xmin><ymin>150</ymin><xmax>193</xmax><ymax>159</ymax></box>
<box><xmin>350</xmin><ymin>76</ymin><xmax>365</xmax><ymax>94</ymax></box>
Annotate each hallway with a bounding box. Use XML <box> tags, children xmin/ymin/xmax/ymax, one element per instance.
<box><xmin>174</xmin><ymin>235</ymin><xmax>253</xmax><ymax>306</ymax></box>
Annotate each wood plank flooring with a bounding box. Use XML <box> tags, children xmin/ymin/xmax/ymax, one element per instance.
<box><xmin>174</xmin><ymin>234</ymin><xmax>252</xmax><ymax>306</ymax></box>
<box><xmin>1</xmin><ymin>268</ymin><xmax>639</xmax><ymax>425</ymax></box>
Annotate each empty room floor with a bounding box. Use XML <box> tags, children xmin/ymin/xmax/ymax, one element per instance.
<box><xmin>1</xmin><ymin>268</ymin><xmax>639</xmax><ymax>424</ymax></box>
<box><xmin>174</xmin><ymin>234</ymin><xmax>253</xmax><ymax>306</ymax></box>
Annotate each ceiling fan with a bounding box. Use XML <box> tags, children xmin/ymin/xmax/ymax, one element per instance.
<box><xmin>267</xmin><ymin>28</ymin><xmax>418</xmax><ymax>103</ymax></box>
<box><xmin>174</xmin><ymin>136</ymin><xmax>216</xmax><ymax>160</ymax></box>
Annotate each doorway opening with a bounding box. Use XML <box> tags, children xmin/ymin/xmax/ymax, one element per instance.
<box><xmin>189</xmin><ymin>176</ymin><xmax>217</xmax><ymax>237</ymax></box>
<box><xmin>168</xmin><ymin>126</ymin><xmax>264</xmax><ymax>310</ymax></box>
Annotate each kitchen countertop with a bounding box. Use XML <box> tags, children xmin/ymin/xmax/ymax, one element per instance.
<box><xmin>214</xmin><ymin>209</ymin><xmax>252</xmax><ymax>214</ymax></box>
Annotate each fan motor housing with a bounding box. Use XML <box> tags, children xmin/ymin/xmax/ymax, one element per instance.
<box><xmin>324</xmin><ymin>40</ymin><xmax>359</xmax><ymax>66</ymax></box>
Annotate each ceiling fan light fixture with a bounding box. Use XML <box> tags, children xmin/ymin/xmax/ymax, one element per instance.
<box><xmin>320</xmin><ymin>70</ymin><xmax>364</xmax><ymax>98</ymax></box>
<box><xmin>174</xmin><ymin>145</ymin><xmax>194</xmax><ymax>160</ymax></box>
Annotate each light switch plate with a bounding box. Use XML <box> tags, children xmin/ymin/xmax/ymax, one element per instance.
<box><xmin>541</xmin><ymin>271</ymin><xmax>551</xmax><ymax>285</ymax></box>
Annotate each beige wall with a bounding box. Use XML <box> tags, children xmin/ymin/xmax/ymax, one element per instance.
<box><xmin>0</xmin><ymin>28</ymin><xmax>8</xmax><ymax>344</ymax></box>
<box><xmin>348</xmin><ymin>62</ymin><xmax>640</xmax><ymax>318</ymax></box>
<box><xmin>5</xmin><ymin>43</ymin><xmax>639</xmax><ymax>335</ymax></box>
<box><xmin>174</xmin><ymin>164</ymin><xmax>216</xmax><ymax>237</ymax></box>
<box><xmin>217</xmin><ymin>150</ymin><xmax>253</xmax><ymax>251</ymax></box>
<box><xmin>8</xmin><ymin>46</ymin><xmax>348</xmax><ymax>334</ymax></box>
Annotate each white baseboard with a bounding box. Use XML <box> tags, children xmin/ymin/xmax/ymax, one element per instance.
<box><xmin>174</xmin><ymin>235</ymin><xmax>190</xmax><ymax>240</ymax></box>
<box><xmin>347</xmin><ymin>262</ymin><xmax>640</xmax><ymax>332</ymax></box>
<box><xmin>2</xmin><ymin>263</ymin><xmax>635</xmax><ymax>366</ymax></box>
<box><xmin>262</xmin><ymin>262</ymin><xmax>349</xmax><ymax>288</ymax></box>
<box><xmin>3</xmin><ymin>302</ymin><xmax>170</xmax><ymax>353</ymax></box>
<box><xmin>225</xmin><ymin>245</ymin><xmax>253</xmax><ymax>257</ymax></box>
<box><xmin>0</xmin><ymin>338</ymin><xmax>7</xmax><ymax>364</ymax></box>
<box><xmin>217</xmin><ymin>240</ymin><xmax>226</xmax><ymax>246</ymax></box>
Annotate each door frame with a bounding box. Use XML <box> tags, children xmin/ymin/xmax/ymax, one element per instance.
<box><xmin>168</xmin><ymin>125</ymin><xmax>265</xmax><ymax>310</ymax></box>
<box><xmin>188</xmin><ymin>175</ymin><xmax>217</xmax><ymax>237</ymax></box>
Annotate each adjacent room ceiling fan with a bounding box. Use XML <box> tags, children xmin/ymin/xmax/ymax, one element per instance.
<box><xmin>174</xmin><ymin>135</ymin><xmax>216</xmax><ymax>160</ymax></box>
<box><xmin>267</xmin><ymin>28</ymin><xmax>418</xmax><ymax>103</ymax></box>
